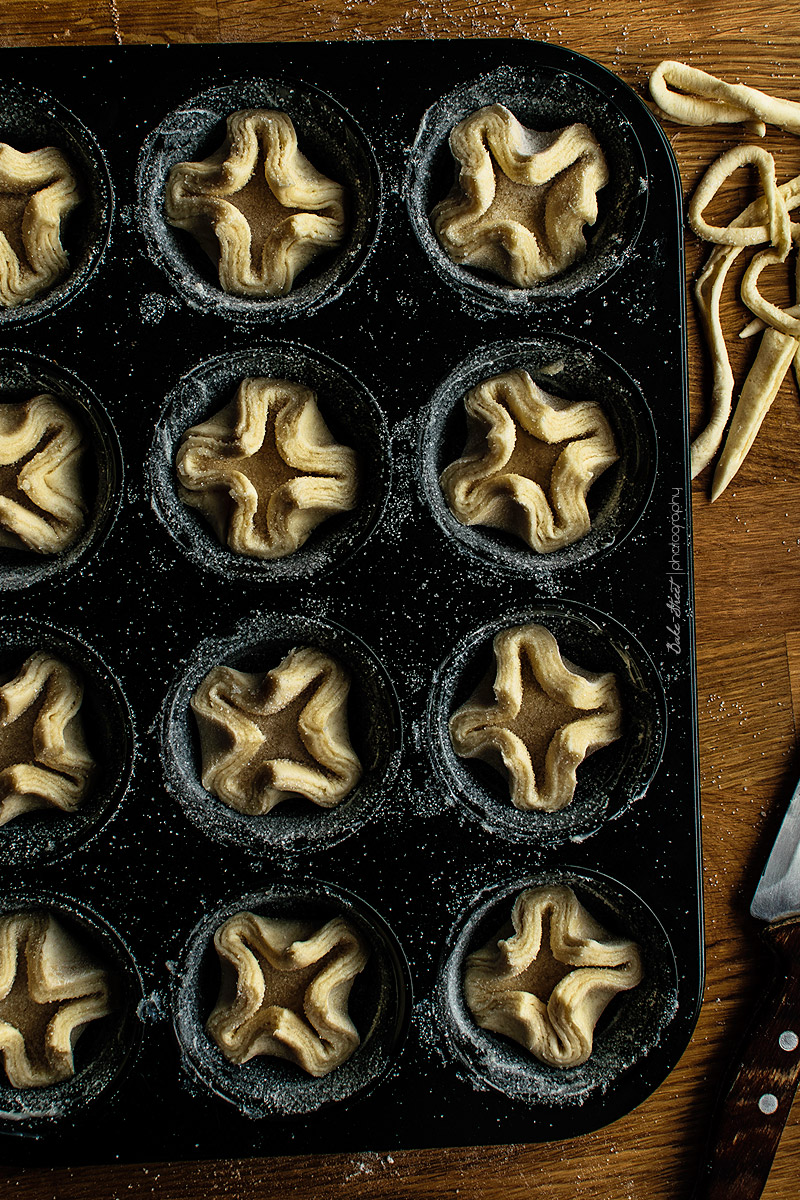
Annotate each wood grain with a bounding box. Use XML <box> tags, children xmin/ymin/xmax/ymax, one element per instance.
<box><xmin>1</xmin><ymin>2</ymin><xmax>800</xmax><ymax>1198</ymax></box>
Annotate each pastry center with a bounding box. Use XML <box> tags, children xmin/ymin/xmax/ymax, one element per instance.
<box><xmin>0</xmin><ymin>690</ymin><xmax>44</xmax><ymax>774</ymax></box>
<box><xmin>230</xmin><ymin>406</ymin><xmax>302</xmax><ymax>520</ymax></box>
<box><xmin>511</xmin><ymin>912</ymin><xmax>575</xmax><ymax>1003</ymax></box>
<box><xmin>505</xmin><ymin>657</ymin><xmax>585</xmax><ymax>779</ymax></box>
<box><xmin>0</xmin><ymin>449</ymin><xmax>41</xmax><ymax>517</ymax></box>
<box><xmin>503</xmin><ymin>425</ymin><xmax>570</xmax><ymax>493</ymax></box>
<box><xmin>0</xmin><ymin>951</ymin><xmax>61</xmax><ymax>1073</ymax></box>
<box><xmin>0</xmin><ymin>191</ymin><xmax>32</xmax><ymax>266</ymax></box>
<box><xmin>259</xmin><ymin>952</ymin><xmax>335</xmax><ymax>1015</ymax></box>
<box><xmin>248</xmin><ymin>685</ymin><xmax>326</xmax><ymax>775</ymax></box>
<box><xmin>226</xmin><ymin>166</ymin><xmax>304</xmax><ymax>268</ymax></box>
<box><xmin>490</xmin><ymin>165</ymin><xmax>548</xmax><ymax>233</ymax></box>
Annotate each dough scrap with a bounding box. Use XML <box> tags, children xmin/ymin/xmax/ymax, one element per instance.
<box><xmin>649</xmin><ymin>62</ymin><xmax>800</xmax><ymax>493</ymax></box>
<box><xmin>440</xmin><ymin>368</ymin><xmax>618</xmax><ymax>553</ymax></box>
<box><xmin>649</xmin><ymin>60</ymin><xmax>800</xmax><ymax>135</ymax></box>
<box><xmin>0</xmin><ymin>652</ymin><xmax>94</xmax><ymax>827</ymax></box>
<box><xmin>0</xmin><ymin>911</ymin><xmax>113</xmax><ymax>1088</ymax></box>
<box><xmin>176</xmin><ymin>377</ymin><xmax>358</xmax><ymax>560</ymax></box>
<box><xmin>431</xmin><ymin>104</ymin><xmax>608</xmax><ymax>287</ymax></box>
<box><xmin>464</xmin><ymin>885</ymin><xmax>642</xmax><ymax>1069</ymax></box>
<box><xmin>449</xmin><ymin>623</ymin><xmax>622</xmax><ymax>812</ymax></box>
<box><xmin>206</xmin><ymin>910</ymin><xmax>368</xmax><ymax>1077</ymax></box>
<box><xmin>690</xmin><ymin>173</ymin><xmax>800</xmax><ymax>480</ymax></box>
<box><xmin>191</xmin><ymin>646</ymin><xmax>362</xmax><ymax>815</ymax></box>
<box><xmin>0</xmin><ymin>393</ymin><xmax>87</xmax><ymax>554</ymax></box>
<box><xmin>165</xmin><ymin>109</ymin><xmax>347</xmax><ymax>298</ymax></box>
<box><xmin>0</xmin><ymin>143</ymin><xmax>81</xmax><ymax>308</ymax></box>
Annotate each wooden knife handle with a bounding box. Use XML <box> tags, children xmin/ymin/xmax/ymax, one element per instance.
<box><xmin>692</xmin><ymin>916</ymin><xmax>800</xmax><ymax>1200</ymax></box>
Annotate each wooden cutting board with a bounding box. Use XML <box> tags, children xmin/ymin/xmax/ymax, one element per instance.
<box><xmin>1</xmin><ymin>2</ymin><xmax>798</xmax><ymax>1197</ymax></box>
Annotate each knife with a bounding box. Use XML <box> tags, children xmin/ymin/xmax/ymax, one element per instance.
<box><xmin>691</xmin><ymin>772</ymin><xmax>800</xmax><ymax>1199</ymax></box>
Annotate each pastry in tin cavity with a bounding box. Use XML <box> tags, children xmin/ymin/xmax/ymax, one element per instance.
<box><xmin>0</xmin><ymin>652</ymin><xmax>95</xmax><ymax>827</ymax></box>
<box><xmin>431</xmin><ymin>104</ymin><xmax>608</xmax><ymax>287</ymax></box>
<box><xmin>0</xmin><ymin>911</ymin><xmax>114</xmax><ymax>1088</ymax></box>
<box><xmin>440</xmin><ymin>368</ymin><xmax>618</xmax><ymax>553</ymax></box>
<box><xmin>164</xmin><ymin>109</ymin><xmax>347</xmax><ymax>298</ymax></box>
<box><xmin>207</xmin><ymin>910</ymin><xmax>368</xmax><ymax>1077</ymax></box>
<box><xmin>463</xmin><ymin>884</ymin><xmax>642</xmax><ymax>1069</ymax></box>
<box><xmin>191</xmin><ymin>645</ymin><xmax>362</xmax><ymax>815</ymax></box>
<box><xmin>0</xmin><ymin>393</ymin><xmax>87</xmax><ymax>554</ymax></box>
<box><xmin>0</xmin><ymin>143</ymin><xmax>82</xmax><ymax>308</ymax></box>
<box><xmin>449</xmin><ymin>623</ymin><xmax>622</xmax><ymax>812</ymax></box>
<box><xmin>176</xmin><ymin>376</ymin><xmax>358</xmax><ymax>561</ymax></box>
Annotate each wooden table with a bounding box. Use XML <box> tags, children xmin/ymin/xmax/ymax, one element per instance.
<box><xmin>1</xmin><ymin>2</ymin><xmax>799</xmax><ymax>1197</ymax></box>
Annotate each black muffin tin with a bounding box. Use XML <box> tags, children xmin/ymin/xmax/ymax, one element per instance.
<box><xmin>0</xmin><ymin>40</ymin><xmax>700</xmax><ymax>1165</ymax></box>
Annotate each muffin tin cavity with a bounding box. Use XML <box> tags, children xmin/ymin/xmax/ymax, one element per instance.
<box><xmin>405</xmin><ymin>64</ymin><xmax>648</xmax><ymax>312</ymax></box>
<box><xmin>161</xmin><ymin>612</ymin><xmax>402</xmax><ymax>855</ymax></box>
<box><xmin>436</xmin><ymin>869</ymin><xmax>677</xmax><ymax>1108</ymax></box>
<box><xmin>0</xmin><ymin>622</ymin><xmax>134</xmax><ymax>867</ymax></box>
<box><xmin>173</xmin><ymin>881</ymin><xmax>411</xmax><ymax>1118</ymax></box>
<box><xmin>136</xmin><ymin>79</ymin><xmax>381</xmax><ymax>322</ymax></box>
<box><xmin>420</xmin><ymin>334</ymin><xmax>657</xmax><ymax>577</ymax></box>
<box><xmin>0</xmin><ymin>83</ymin><xmax>113</xmax><ymax>324</ymax></box>
<box><xmin>0</xmin><ymin>351</ymin><xmax>123</xmax><ymax>591</ymax></box>
<box><xmin>428</xmin><ymin>602</ymin><xmax>666</xmax><ymax>847</ymax></box>
<box><xmin>0</xmin><ymin>891</ymin><xmax>143</xmax><ymax>1125</ymax></box>
<box><xmin>147</xmin><ymin>343</ymin><xmax>391</xmax><ymax>584</ymax></box>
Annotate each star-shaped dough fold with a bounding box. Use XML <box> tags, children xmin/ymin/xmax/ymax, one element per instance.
<box><xmin>0</xmin><ymin>652</ymin><xmax>94</xmax><ymax>827</ymax></box>
<box><xmin>449</xmin><ymin>623</ymin><xmax>622</xmax><ymax>812</ymax></box>
<box><xmin>431</xmin><ymin>104</ymin><xmax>608</xmax><ymax>287</ymax></box>
<box><xmin>0</xmin><ymin>394</ymin><xmax>87</xmax><ymax>554</ymax></box>
<box><xmin>0</xmin><ymin>143</ymin><xmax>81</xmax><ymax>308</ymax></box>
<box><xmin>207</xmin><ymin>910</ymin><xmax>368</xmax><ymax>1077</ymax></box>
<box><xmin>191</xmin><ymin>646</ymin><xmax>362</xmax><ymax>814</ymax></box>
<box><xmin>440</xmin><ymin>368</ymin><xmax>618</xmax><ymax>552</ymax></box>
<box><xmin>176</xmin><ymin>377</ymin><xmax>358</xmax><ymax>561</ymax></box>
<box><xmin>464</xmin><ymin>885</ymin><xmax>642</xmax><ymax>1068</ymax></box>
<box><xmin>0</xmin><ymin>911</ymin><xmax>114</xmax><ymax>1088</ymax></box>
<box><xmin>165</xmin><ymin>109</ymin><xmax>347</xmax><ymax>297</ymax></box>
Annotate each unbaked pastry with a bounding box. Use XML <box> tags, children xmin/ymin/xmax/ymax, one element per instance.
<box><xmin>464</xmin><ymin>885</ymin><xmax>642</xmax><ymax>1069</ymax></box>
<box><xmin>176</xmin><ymin>377</ymin><xmax>358</xmax><ymax>560</ymax></box>
<box><xmin>0</xmin><ymin>393</ymin><xmax>87</xmax><ymax>553</ymax></box>
<box><xmin>431</xmin><ymin>104</ymin><xmax>608</xmax><ymax>287</ymax></box>
<box><xmin>0</xmin><ymin>143</ymin><xmax>81</xmax><ymax>308</ymax></box>
<box><xmin>207</xmin><ymin>910</ymin><xmax>368</xmax><ymax>1077</ymax></box>
<box><xmin>449</xmin><ymin>623</ymin><xmax>622</xmax><ymax>812</ymax></box>
<box><xmin>0</xmin><ymin>911</ymin><xmax>113</xmax><ymax>1088</ymax></box>
<box><xmin>165</xmin><ymin>109</ymin><xmax>347</xmax><ymax>297</ymax></box>
<box><xmin>191</xmin><ymin>646</ymin><xmax>361</xmax><ymax>814</ymax></box>
<box><xmin>440</xmin><ymin>368</ymin><xmax>618</xmax><ymax>553</ymax></box>
<box><xmin>0</xmin><ymin>652</ymin><xmax>94</xmax><ymax>827</ymax></box>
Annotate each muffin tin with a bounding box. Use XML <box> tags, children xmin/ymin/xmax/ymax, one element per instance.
<box><xmin>0</xmin><ymin>40</ymin><xmax>700</xmax><ymax>1165</ymax></box>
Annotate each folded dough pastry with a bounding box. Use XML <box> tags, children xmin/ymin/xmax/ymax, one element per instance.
<box><xmin>0</xmin><ymin>142</ymin><xmax>81</xmax><ymax>308</ymax></box>
<box><xmin>440</xmin><ymin>368</ymin><xmax>618</xmax><ymax>552</ymax></box>
<box><xmin>449</xmin><ymin>623</ymin><xmax>622</xmax><ymax>812</ymax></box>
<box><xmin>165</xmin><ymin>109</ymin><xmax>347</xmax><ymax>297</ymax></box>
<box><xmin>0</xmin><ymin>651</ymin><xmax>94</xmax><ymax>827</ymax></box>
<box><xmin>464</xmin><ymin>885</ymin><xmax>642</xmax><ymax>1068</ymax></box>
<box><xmin>431</xmin><ymin>104</ymin><xmax>608</xmax><ymax>287</ymax></box>
<box><xmin>176</xmin><ymin>376</ymin><xmax>358</xmax><ymax>560</ymax></box>
<box><xmin>207</xmin><ymin>910</ymin><xmax>368</xmax><ymax>1077</ymax></box>
<box><xmin>0</xmin><ymin>393</ymin><xmax>87</xmax><ymax>554</ymax></box>
<box><xmin>0</xmin><ymin>911</ymin><xmax>114</xmax><ymax>1088</ymax></box>
<box><xmin>191</xmin><ymin>645</ymin><xmax>362</xmax><ymax>814</ymax></box>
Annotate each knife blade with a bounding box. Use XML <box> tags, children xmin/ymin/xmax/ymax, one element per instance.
<box><xmin>692</xmin><ymin>772</ymin><xmax>800</xmax><ymax>1199</ymax></box>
